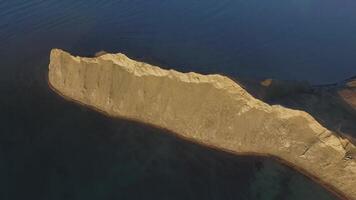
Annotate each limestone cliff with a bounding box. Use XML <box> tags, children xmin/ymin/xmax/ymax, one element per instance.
<box><xmin>48</xmin><ymin>49</ymin><xmax>356</xmax><ymax>199</ymax></box>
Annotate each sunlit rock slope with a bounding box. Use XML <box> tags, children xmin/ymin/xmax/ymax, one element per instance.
<box><xmin>49</xmin><ymin>49</ymin><xmax>356</xmax><ymax>200</ymax></box>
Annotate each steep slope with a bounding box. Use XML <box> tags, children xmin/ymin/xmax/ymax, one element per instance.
<box><xmin>48</xmin><ymin>49</ymin><xmax>356</xmax><ymax>199</ymax></box>
<box><xmin>238</xmin><ymin>77</ymin><xmax>356</xmax><ymax>139</ymax></box>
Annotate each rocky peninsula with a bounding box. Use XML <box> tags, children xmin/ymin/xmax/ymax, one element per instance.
<box><xmin>48</xmin><ymin>49</ymin><xmax>356</xmax><ymax>200</ymax></box>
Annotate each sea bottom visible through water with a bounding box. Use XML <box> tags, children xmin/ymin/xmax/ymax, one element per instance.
<box><xmin>0</xmin><ymin>83</ymin><xmax>339</xmax><ymax>200</ymax></box>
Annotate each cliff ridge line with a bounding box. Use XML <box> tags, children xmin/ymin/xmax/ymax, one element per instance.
<box><xmin>48</xmin><ymin>49</ymin><xmax>356</xmax><ymax>200</ymax></box>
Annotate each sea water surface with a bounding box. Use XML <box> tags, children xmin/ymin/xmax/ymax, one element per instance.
<box><xmin>1</xmin><ymin>0</ymin><xmax>356</xmax><ymax>199</ymax></box>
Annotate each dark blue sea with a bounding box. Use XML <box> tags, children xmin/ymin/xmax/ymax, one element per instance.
<box><xmin>1</xmin><ymin>0</ymin><xmax>355</xmax><ymax>199</ymax></box>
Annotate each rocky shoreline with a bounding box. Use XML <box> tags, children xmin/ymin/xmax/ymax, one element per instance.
<box><xmin>237</xmin><ymin>76</ymin><xmax>356</xmax><ymax>143</ymax></box>
<box><xmin>48</xmin><ymin>49</ymin><xmax>356</xmax><ymax>200</ymax></box>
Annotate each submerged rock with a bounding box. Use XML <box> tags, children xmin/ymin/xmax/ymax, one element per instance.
<box><xmin>338</xmin><ymin>89</ymin><xmax>356</xmax><ymax>110</ymax></box>
<box><xmin>48</xmin><ymin>49</ymin><xmax>356</xmax><ymax>200</ymax></box>
<box><xmin>339</xmin><ymin>77</ymin><xmax>356</xmax><ymax>111</ymax></box>
<box><xmin>94</xmin><ymin>50</ymin><xmax>108</xmax><ymax>57</ymax></box>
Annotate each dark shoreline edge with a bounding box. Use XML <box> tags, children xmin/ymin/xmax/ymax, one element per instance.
<box><xmin>46</xmin><ymin>76</ymin><xmax>349</xmax><ymax>200</ymax></box>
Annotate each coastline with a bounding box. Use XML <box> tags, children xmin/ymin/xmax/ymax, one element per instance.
<box><xmin>47</xmin><ymin>78</ymin><xmax>349</xmax><ymax>200</ymax></box>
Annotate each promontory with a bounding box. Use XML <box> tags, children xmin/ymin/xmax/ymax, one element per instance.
<box><xmin>48</xmin><ymin>49</ymin><xmax>356</xmax><ymax>199</ymax></box>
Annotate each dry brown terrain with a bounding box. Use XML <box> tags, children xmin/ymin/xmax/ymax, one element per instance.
<box><xmin>48</xmin><ymin>49</ymin><xmax>356</xmax><ymax>200</ymax></box>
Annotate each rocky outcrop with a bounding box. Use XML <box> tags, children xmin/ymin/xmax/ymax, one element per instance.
<box><xmin>238</xmin><ymin>77</ymin><xmax>356</xmax><ymax>139</ymax></box>
<box><xmin>338</xmin><ymin>89</ymin><xmax>356</xmax><ymax>111</ymax></box>
<box><xmin>48</xmin><ymin>49</ymin><xmax>356</xmax><ymax>199</ymax></box>
<box><xmin>339</xmin><ymin>77</ymin><xmax>356</xmax><ymax>111</ymax></box>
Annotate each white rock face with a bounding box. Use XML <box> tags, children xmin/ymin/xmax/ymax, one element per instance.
<box><xmin>49</xmin><ymin>49</ymin><xmax>356</xmax><ymax>199</ymax></box>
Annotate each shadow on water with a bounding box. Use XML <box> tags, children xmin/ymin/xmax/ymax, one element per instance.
<box><xmin>0</xmin><ymin>82</ymin><xmax>339</xmax><ymax>200</ymax></box>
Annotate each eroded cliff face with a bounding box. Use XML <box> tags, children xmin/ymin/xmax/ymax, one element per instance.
<box><xmin>238</xmin><ymin>77</ymin><xmax>356</xmax><ymax>139</ymax></box>
<box><xmin>48</xmin><ymin>49</ymin><xmax>356</xmax><ymax>199</ymax></box>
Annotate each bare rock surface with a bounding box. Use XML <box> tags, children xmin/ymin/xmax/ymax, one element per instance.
<box><xmin>48</xmin><ymin>49</ymin><xmax>356</xmax><ymax>199</ymax></box>
<box><xmin>238</xmin><ymin>77</ymin><xmax>356</xmax><ymax>141</ymax></box>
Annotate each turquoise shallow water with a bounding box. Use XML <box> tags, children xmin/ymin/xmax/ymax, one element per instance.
<box><xmin>1</xmin><ymin>0</ymin><xmax>354</xmax><ymax>199</ymax></box>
